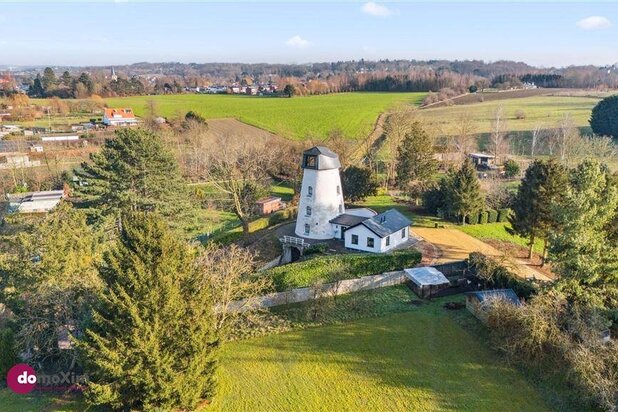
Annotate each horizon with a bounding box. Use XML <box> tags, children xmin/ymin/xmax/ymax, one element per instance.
<box><xmin>0</xmin><ymin>1</ymin><xmax>617</xmax><ymax>67</ymax></box>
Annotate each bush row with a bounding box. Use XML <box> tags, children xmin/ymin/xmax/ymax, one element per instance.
<box><xmin>465</xmin><ymin>208</ymin><xmax>512</xmax><ymax>225</ymax></box>
<box><xmin>265</xmin><ymin>250</ymin><xmax>422</xmax><ymax>292</ymax></box>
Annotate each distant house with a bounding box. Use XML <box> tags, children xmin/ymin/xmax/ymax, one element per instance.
<box><xmin>102</xmin><ymin>108</ymin><xmax>138</xmax><ymax>127</ymax></box>
<box><xmin>343</xmin><ymin>209</ymin><xmax>412</xmax><ymax>253</ymax></box>
<box><xmin>255</xmin><ymin>196</ymin><xmax>284</xmax><ymax>215</ymax></box>
<box><xmin>465</xmin><ymin>289</ymin><xmax>521</xmax><ymax>323</ymax></box>
<box><xmin>468</xmin><ymin>153</ymin><xmax>496</xmax><ymax>170</ymax></box>
<box><xmin>404</xmin><ymin>266</ymin><xmax>451</xmax><ymax>298</ymax></box>
<box><xmin>6</xmin><ymin>189</ymin><xmax>66</xmax><ymax>214</ymax></box>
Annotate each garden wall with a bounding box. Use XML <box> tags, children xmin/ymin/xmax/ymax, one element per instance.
<box><xmin>227</xmin><ymin>270</ymin><xmax>407</xmax><ymax>312</ymax></box>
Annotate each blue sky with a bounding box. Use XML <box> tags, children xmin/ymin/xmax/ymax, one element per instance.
<box><xmin>0</xmin><ymin>1</ymin><xmax>617</xmax><ymax>67</ymax></box>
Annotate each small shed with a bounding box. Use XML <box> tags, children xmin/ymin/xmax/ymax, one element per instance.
<box><xmin>255</xmin><ymin>196</ymin><xmax>283</xmax><ymax>215</ymax></box>
<box><xmin>469</xmin><ymin>153</ymin><xmax>496</xmax><ymax>169</ymax></box>
<box><xmin>404</xmin><ymin>266</ymin><xmax>450</xmax><ymax>298</ymax></box>
<box><xmin>465</xmin><ymin>289</ymin><xmax>521</xmax><ymax>323</ymax></box>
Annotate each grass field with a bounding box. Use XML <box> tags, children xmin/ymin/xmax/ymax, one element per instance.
<box><xmin>210</xmin><ymin>293</ymin><xmax>549</xmax><ymax>412</ymax></box>
<box><xmin>105</xmin><ymin>92</ymin><xmax>426</xmax><ymax>140</ymax></box>
<box><xmin>417</xmin><ymin>95</ymin><xmax>600</xmax><ymax>135</ymax></box>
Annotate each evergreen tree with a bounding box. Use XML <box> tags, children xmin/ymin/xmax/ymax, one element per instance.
<box><xmin>60</xmin><ymin>71</ymin><xmax>72</xmax><ymax>87</ymax></box>
<box><xmin>29</xmin><ymin>75</ymin><xmax>45</xmax><ymax>98</ymax></box>
<box><xmin>550</xmin><ymin>161</ymin><xmax>618</xmax><ymax>301</ymax></box>
<box><xmin>0</xmin><ymin>202</ymin><xmax>101</xmax><ymax>368</ymax></box>
<box><xmin>508</xmin><ymin>159</ymin><xmax>569</xmax><ymax>261</ymax></box>
<box><xmin>590</xmin><ymin>95</ymin><xmax>618</xmax><ymax>140</ymax></box>
<box><xmin>41</xmin><ymin>67</ymin><xmax>57</xmax><ymax>91</ymax></box>
<box><xmin>73</xmin><ymin>128</ymin><xmax>193</xmax><ymax>227</ymax></box>
<box><xmin>395</xmin><ymin>121</ymin><xmax>437</xmax><ymax>190</ymax></box>
<box><xmin>449</xmin><ymin>158</ymin><xmax>484</xmax><ymax>224</ymax></box>
<box><xmin>341</xmin><ymin>166</ymin><xmax>379</xmax><ymax>202</ymax></box>
<box><xmin>79</xmin><ymin>212</ymin><xmax>218</xmax><ymax>410</ymax></box>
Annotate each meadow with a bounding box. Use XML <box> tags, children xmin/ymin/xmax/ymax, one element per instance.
<box><xmin>105</xmin><ymin>92</ymin><xmax>426</xmax><ymax>140</ymax></box>
<box><xmin>417</xmin><ymin>95</ymin><xmax>600</xmax><ymax>135</ymax></box>
<box><xmin>210</xmin><ymin>292</ymin><xmax>549</xmax><ymax>412</ymax></box>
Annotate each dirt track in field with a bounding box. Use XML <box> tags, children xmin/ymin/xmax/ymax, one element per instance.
<box><xmin>412</xmin><ymin>227</ymin><xmax>553</xmax><ymax>282</ymax></box>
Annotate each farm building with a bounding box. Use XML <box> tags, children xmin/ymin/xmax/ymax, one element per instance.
<box><xmin>343</xmin><ymin>209</ymin><xmax>411</xmax><ymax>253</ymax></box>
<box><xmin>404</xmin><ymin>266</ymin><xmax>450</xmax><ymax>298</ymax></box>
<box><xmin>0</xmin><ymin>154</ymin><xmax>41</xmax><ymax>169</ymax></box>
<box><xmin>465</xmin><ymin>289</ymin><xmax>521</xmax><ymax>323</ymax></box>
<box><xmin>255</xmin><ymin>196</ymin><xmax>284</xmax><ymax>215</ymax></box>
<box><xmin>103</xmin><ymin>108</ymin><xmax>139</xmax><ymax>127</ymax></box>
<box><xmin>6</xmin><ymin>189</ymin><xmax>66</xmax><ymax>214</ymax></box>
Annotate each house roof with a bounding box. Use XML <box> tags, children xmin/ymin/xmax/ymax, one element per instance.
<box><xmin>404</xmin><ymin>267</ymin><xmax>450</xmax><ymax>287</ymax></box>
<box><xmin>353</xmin><ymin>208</ymin><xmax>412</xmax><ymax>238</ymax></box>
<box><xmin>469</xmin><ymin>152</ymin><xmax>495</xmax><ymax>159</ymax></box>
<box><xmin>329</xmin><ymin>213</ymin><xmax>368</xmax><ymax>227</ymax></box>
<box><xmin>465</xmin><ymin>289</ymin><xmax>521</xmax><ymax>306</ymax></box>
<box><xmin>104</xmin><ymin>108</ymin><xmax>135</xmax><ymax>119</ymax></box>
<box><xmin>255</xmin><ymin>196</ymin><xmax>281</xmax><ymax>204</ymax></box>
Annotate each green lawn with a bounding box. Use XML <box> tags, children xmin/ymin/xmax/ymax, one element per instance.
<box><xmin>209</xmin><ymin>294</ymin><xmax>549</xmax><ymax>412</ymax></box>
<box><xmin>105</xmin><ymin>93</ymin><xmax>426</xmax><ymax>140</ymax></box>
<box><xmin>457</xmin><ymin>222</ymin><xmax>544</xmax><ymax>254</ymax></box>
<box><xmin>417</xmin><ymin>95</ymin><xmax>599</xmax><ymax>135</ymax></box>
<box><xmin>0</xmin><ymin>390</ymin><xmax>87</xmax><ymax>412</ymax></box>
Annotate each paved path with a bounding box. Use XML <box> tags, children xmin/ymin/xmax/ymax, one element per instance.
<box><xmin>412</xmin><ymin>227</ymin><xmax>552</xmax><ymax>282</ymax></box>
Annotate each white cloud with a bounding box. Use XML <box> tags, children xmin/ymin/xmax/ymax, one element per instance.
<box><xmin>286</xmin><ymin>35</ymin><xmax>311</xmax><ymax>48</ymax></box>
<box><xmin>576</xmin><ymin>16</ymin><xmax>611</xmax><ymax>30</ymax></box>
<box><xmin>361</xmin><ymin>2</ymin><xmax>393</xmax><ymax>17</ymax></box>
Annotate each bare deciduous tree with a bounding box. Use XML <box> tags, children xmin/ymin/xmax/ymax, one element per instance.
<box><xmin>489</xmin><ymin>106</ymin><xmax>508</xmax><ymax>163</ymax></box>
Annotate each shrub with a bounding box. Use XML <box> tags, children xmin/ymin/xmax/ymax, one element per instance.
<box><xmin>479</xmin><ymin>211</ymin><xmax>489</xmax><ymax>224</ymax></box>
<box><xmin>497</xmin><ymin>208</ymin><xmax>512</xmax><ymax>222</ymax></box>
<box><xmin>468</xmin><ymin>252</ymin><xmax>537</xmax><ymax>299</ymax></box>
<box><xmin>304</xmin><ymin>243</ymin><xmax>329</xmax><ymax>256</ymax></box>
<box><xmin>487</xmin><ymin>209</ymin><xmax>498</xmax><ymax>223</ymax></box>
<box><xmin>0</xmin><ymin>327</ymin><xmax>18</xmax><ymax>379</ymax></box>
<box><xmin>503</xmin><ymin>159</ymin><xmax>521</xmax><ymax>178</ymax></box>
<box><xmin>265</xmin><ymin>250</ymin><xmax>422</xmax><ymax>291</ymax></box>
<box><xmin>515</xmin><ymin>110</ymin><xmax>526</xmax><ymax>120</ymax></box>
<box><xmin>466</xmin><ymin>213</ymin><xmax>479</xmax><ymax>225</ymax></box>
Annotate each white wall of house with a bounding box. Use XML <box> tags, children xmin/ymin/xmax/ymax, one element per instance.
<box><xmin>344</xmin><ymin>224</ymin><xmax>409</xmax><ymax>253</ymax></box>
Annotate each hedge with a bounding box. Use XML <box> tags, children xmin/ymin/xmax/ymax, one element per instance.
<box><xmin>487</xmin><ymin>209</ymin><xmax>498</xmax><ymax>223</ymax></box>
<box><xmin>479</xmin><ymin>211</ymin><xmax>489</xmax><ymax>224</ymax></box>
<box><xmin>0</xmin><ymin>327</ymin><xmax>17</xmax><ymax>379</ymax></box>
<box><xmin>265</xmin><ymin>250</ymin><xmax>422</xmax><ymax>291</ymax></box>
<box><xmin>497</xmin><ymin>208</ymin><xmax>512</xmax><ymax>222</ymax></box>
<box><xmin>466</xmin><ymin>213</ymin><xmax>480</xmax><ymax>225</ymax></box>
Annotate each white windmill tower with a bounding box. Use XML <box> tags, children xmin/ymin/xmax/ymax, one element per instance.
<box><xmin>295</xmin><ymin>146</ymin><xmax>345</xmax><ymax>239</ymax></box>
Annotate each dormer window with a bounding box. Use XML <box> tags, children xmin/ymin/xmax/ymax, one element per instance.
<box><xmin>307</xmin><ymin>186</ymin><xmax>313</xmax><ymax>197</ymax></box>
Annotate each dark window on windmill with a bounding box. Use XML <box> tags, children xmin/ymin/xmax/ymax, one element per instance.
<box><xmin>303</xmin><ymin>154</ymin><xmax>317</xmax><ymax>169</ymax></box>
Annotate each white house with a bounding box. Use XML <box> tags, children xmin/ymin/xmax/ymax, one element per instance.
<box><xmin>102</xmin><ymin>108</ymin><xmax>138</xmax><ymax>127</ymax></box>
<box><xmin>295</xmin><ymin>146</ymin><xmax>345</xmax><ymax>239</ymax></box>
<box><xmin>342</xmin><ymin>209</ymin><xmax>411</xmax><ymax>253</ymax></box>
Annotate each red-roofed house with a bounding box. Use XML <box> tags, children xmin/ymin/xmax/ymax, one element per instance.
<box><xmin>103</xmin><ymin>108</ymin><xmax>138</xmax><ymax>127</ymax></box>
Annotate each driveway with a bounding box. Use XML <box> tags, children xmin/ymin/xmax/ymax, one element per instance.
<box><xmin>412</xmin><ymin>227</ymin><xmax>552</xmax><ymax>282</ymax></box>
